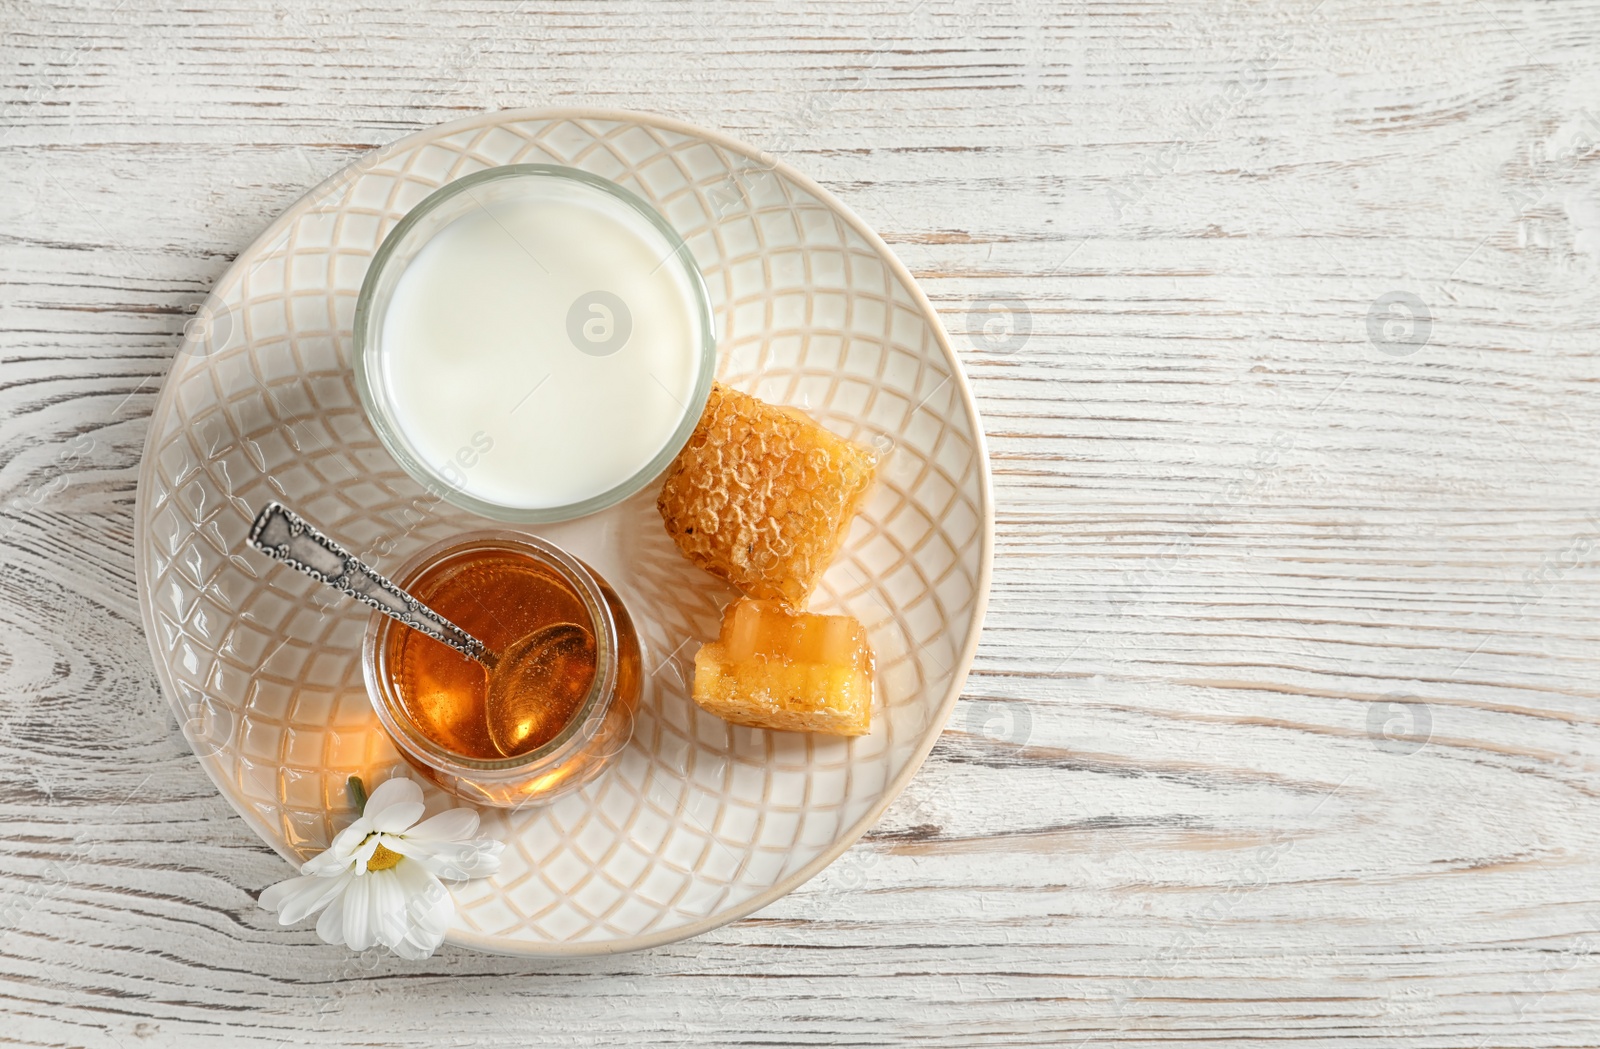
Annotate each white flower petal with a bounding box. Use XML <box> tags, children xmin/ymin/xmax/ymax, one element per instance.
<box><xmin>392</xmin><ymin>859</ymin><xmax>454</xmax><ymax>958</ymax></box>
<box><xmin>261</xmin><ymin>872</ymin><xmax>351</xmax><ymax>926</ymax></box>
<box><xmin>385</xmin><ymin>836</ymin><xmax>503</xmax><ymax>880</ymax></box>
<box><xmin>397</xmin><ymin>860</ymin><xmax>452</xmax><ymax>917</ymax></box>
<box><xmin>342</xmin><ymin>873</ymin><xmax>375</xmax><ymax>950</ymax></box>
<box><xmin>329</xmin><ymin>817</ymin><xmax>375</xmax><ymax>856</ymax></box>
<box><xmin>259</xmin><ymin>774</ymin><xmax>500</xmax><ymax>962</ymax></box>
<box><xmin>389</xmin><ymin>934</ymin><xmax>432</xmax><ymax>961</ymax></box>
<box><xmin>350</xmin><ymin>836</ymin><xmax>382</xmax><ymax>874</ymax></box>
<box><xmin>370</xmin><ymin>801</ymin><xmax>425</xmax><ymax>834</ymax></box>
<box><xmin>303</xmin><ymin>817</ymin><xmax>371</xmax><ymax>875</ymax></box>
<box><xmin>301</xmin><ymin>851</ymin><xmax>355</xmax><ymax>878</ymax></box>
<box><xmin>363</xmin><ymin>777</ymin><xmax>424</xmax><ymax>825</ymax></box>
<box><xmin>366</xmin><ymin>869</ymin><xmax>409</xmax><ymax>948</ymax></box>
<box><xmin>259</xmin><ymin>873</ymin><xmax>312</xmax><ymax>913</ymax></box>
<box><xmin>405</xmin><ymin>807</ymin><xmax>479</xmax><ymax>843</ymax></box>
<box><xmin>315</xmin><ymin>888</ymin><xmax>348</xmax><ymax>947</ymax></box>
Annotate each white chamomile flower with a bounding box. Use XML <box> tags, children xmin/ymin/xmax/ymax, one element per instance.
<box><xmin>259</xmin><ymin>776</ymin><xmax>503</xmax><ymax>960</ymax></box>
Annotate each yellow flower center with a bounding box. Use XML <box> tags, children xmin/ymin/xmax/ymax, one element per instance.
<box><xmin>366</xmin><ymin>842</ymin><xmax>403</xmax><ymax>871</ymax></box>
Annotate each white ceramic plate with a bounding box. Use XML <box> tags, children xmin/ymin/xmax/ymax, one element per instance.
<box><xmin>135</xmin><ymin>108</ymin><xmax>992</xmax><ymax>956</ymax></box>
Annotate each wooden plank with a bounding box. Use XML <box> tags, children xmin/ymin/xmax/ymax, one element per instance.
<box><xmin>4</xmin><ymin>0</ymin><xmax>1600</xmax><ymax>1044</ymax></box>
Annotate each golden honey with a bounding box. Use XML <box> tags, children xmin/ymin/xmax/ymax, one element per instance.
<box><xmin>363</xmin><ymin>533</ymin><xmax>640</xmax><ymax>808</ymax></box>
<box><xmin>693</xmin><ymin>598</ymin><xmax>874</xmax><ymax>736</ymax></box>
<box><xmin>658</xmin><ymin>382</ymin><xmax>877</xmax><ymax>611</ymax></box>
<box><xmin>387</xmin><ymin>549</ymin><xmax>597</xmax><ymax>759</ymax></box>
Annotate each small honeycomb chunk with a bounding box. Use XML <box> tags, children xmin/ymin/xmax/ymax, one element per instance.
<box><xmin>692</xmin><ymin>599</ymin><xmax>873</xmax><ymax>736</ymax></box>
<box><xmin>657</xmin><ymin>383</ymin><xmax>876</xmax><ymax>610</ymax></box>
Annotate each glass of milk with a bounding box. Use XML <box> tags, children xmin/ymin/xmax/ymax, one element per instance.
<box><xmin>353</xmin><ymin>165</ymin><xmax>716</xmax><ymax>522</ymax></box>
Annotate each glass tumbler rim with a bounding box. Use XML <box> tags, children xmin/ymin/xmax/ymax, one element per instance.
<box><xmin>351</xmin><ymin>162</ymin><xmax>717</xmax><ymax>524</ymax></box>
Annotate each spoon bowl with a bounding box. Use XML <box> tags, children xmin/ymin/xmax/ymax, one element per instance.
<box><xmin>484</xmin><ymin>621</ymin><xmax>597</xmax><ymax>757</ymax></box>
<box><xmin>248</xmin><ymin>502</ymin><xmax>602</xmax><ymax>758</ymax></box>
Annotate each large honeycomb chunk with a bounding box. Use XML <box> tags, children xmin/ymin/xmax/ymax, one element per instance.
<box><xmin>692</xmin><ymin>599</ymin><xmax>873</xmax><ymax>735</ymax></box>
<box><xmin>657</xmin><ymin>383</ymin><xmax>876</xmax><ymax>610</ymax></box>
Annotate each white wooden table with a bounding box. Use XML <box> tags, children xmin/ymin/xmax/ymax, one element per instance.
<box><xmin>6</xmin><ymin>1</ymin><xmax>1600</xmax><ymax>1044</ymax></box>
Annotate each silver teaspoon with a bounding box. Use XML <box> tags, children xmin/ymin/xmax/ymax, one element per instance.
<box><xmin>247</xmin><ymin>501</ymin><xmax>492</xmax><ymax>665</ymax></box>
<box><xmin>246</xmin><ymin>502</ymin><xmax>596</xmax><ymax>757</ymax></box>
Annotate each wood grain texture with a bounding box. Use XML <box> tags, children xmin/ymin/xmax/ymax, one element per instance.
<box><xmin>6</xmin><ymin>0</ymin><xmax>1600</xmax><ymax>1044</ymax></box>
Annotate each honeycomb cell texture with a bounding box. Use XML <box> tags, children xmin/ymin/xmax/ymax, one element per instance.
<box><xmin>657</xmin><ymin>382</ymin><xmax>877</xmax><ymax>610</ymax></box>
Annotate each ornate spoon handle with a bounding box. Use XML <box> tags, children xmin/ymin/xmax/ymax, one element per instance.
<box><xmin>246</xmin><ymin>501</ymin><xmax>489</xmax><ymax>665</ymax></box>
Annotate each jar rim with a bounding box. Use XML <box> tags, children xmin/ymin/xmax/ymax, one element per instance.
<box><xmin>350</xmin><ymin>163</ymin><xmax>717</xmax><ymax>524</ymax></box>
<box><xmin>361</xmin><ymin>530</ymin><xmax>619</xmax><ymax>774</ymax></box>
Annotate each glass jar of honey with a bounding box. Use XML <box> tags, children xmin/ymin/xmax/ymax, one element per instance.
<box><xmin>360</xmin><ymin>531</ymin><xmax>640</xmax><ymax>808</ymax></box>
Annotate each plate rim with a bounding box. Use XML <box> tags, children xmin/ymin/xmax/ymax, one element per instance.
<box><xmin>133</xmin><ymin>106</ymin><xmax>995</xmax><ymax>958</ymax></box>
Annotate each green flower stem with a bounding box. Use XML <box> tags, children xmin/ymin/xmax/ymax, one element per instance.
<box><xmin>346</xmin><ymin>775</ymin><xmax>368</xmax><ymax>811</ymax></box>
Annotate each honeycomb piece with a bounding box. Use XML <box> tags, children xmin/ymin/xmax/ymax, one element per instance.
<box><xmin>657</xmin><ymin>383</ymin><xmax>876</xmax><ymax>610</ymax></box>
<box><xmin>692</xmin><ymin>599</ymin><xmax>873</xmax><ymax>736</ymax></box>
